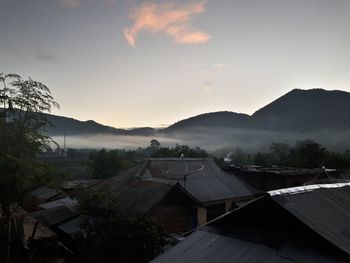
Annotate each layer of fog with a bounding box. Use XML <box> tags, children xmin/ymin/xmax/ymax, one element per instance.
<box><xmin>51</xmin><ymin>128</ymin><xmax>350</xmax><ymax>153</ymax></box>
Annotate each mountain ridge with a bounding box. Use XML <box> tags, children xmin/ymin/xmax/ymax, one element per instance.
<box><xmin>45</xmin><ymin>88</ymin><xmax>350</xmax><ymax>135</ymax></box>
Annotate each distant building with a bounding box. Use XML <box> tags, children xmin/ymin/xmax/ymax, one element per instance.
<box><xmin>225</xmin><ymin>165</ymin><xmax>338</xmax><ymax>191</ymax></box>
<box><xmin>152</xmin><ymin>183</ymin><xmax>350</xmax><ymax>263</ymax></box>
<box><xmin>94</xmin><ymin>158</ymin><xmax>261</xmax><ymax>233</ymax></box>
<box><xmin>22</xmin><ymin>186</ymin><xmax>67</xmax><ymax>212</ymax></box>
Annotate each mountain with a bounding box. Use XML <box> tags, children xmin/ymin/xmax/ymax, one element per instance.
<box><xmin>45</xmin><ymin>114</ymin><xmax>156</xmax><ymax>136</ymax></box>
<box><xmin>250</xmin><ymin>88</ymin><xmax>350</xmax><ymax>131</ymax></box>
<box><xmin>164</xmin><ymin>89</ymin><xmax>350</xmax><ymax>132</ymax></box>
<box><xmin>164</xmin><ymin>111</ymin><xmax>250</xmax><ymax>132</ymax></box>
<box><xmin>44</xmin><ymin>88</ymin><xmax>350</xmax><ymax>136</ymax></box>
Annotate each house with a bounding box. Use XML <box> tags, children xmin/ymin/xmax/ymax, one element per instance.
<box><xmin>94</xmin><ymin>158</ymin><xmax>261</xmax><ymax>233</ymax></box>
<box><xmin>225</xmin><ymin>165</ymin><xmax>338</xmax><ymax>191</ymax></box>
<box><xmin>8</xmin><ymin>207</ymin><xmax>66</xmax><ymax>263</ymax></box>
<box><xmin>151</xmin><ymin>182</ymin><xmax>350</xmax><ymax>262</ymax></box>
<box><xmin>62</xmin><ymin>179</ymin><xmax>100</xmax><ymax>196</ymax></box>
<box><xmin>22</xmin><ymin>186</ymin><xmax>67</xmax><ymax>212</ymax></box>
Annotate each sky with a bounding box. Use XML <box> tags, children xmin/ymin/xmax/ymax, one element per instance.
<box><xmin>1</xmin><ymin>0</ymin><xmax>350</xmax><ymax>128</ymax></box>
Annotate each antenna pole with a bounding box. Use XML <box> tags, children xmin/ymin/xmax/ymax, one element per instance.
<box><xmin>181</xmin><ymin>153</ymin><xmax>188</xmax><ymax>189</ymax></box>
<box><xmin>64</xmin><ymin>132</ymin><xmax>66</xmax><ymax>157</ymax></box>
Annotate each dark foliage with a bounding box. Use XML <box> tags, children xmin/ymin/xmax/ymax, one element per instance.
<box><xmin>76</xmin><ymin>190</ymin><xmax>166</xmax><ymax>263</ymax></box>
<box><xmin>151</xmin><ymin>144</ymin><xmax>208</xmax><ymax>158</ymax></box>
<box><xmin>0</xmin><ymin>73</ymin><xmax>62</xmax><ymax>263</ymax></box>
<box><xmin>252</xmin><ymin>140</ymin><xmax>350</xmax><ymax>169</ymax></box>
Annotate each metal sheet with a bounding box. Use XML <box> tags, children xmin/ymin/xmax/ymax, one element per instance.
<box><xmin>271</xmin><ymin>185</ymin><xmax>350</xmax><ymax>256</ymax></box>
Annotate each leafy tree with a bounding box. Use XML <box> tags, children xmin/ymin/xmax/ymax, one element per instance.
<box><xmin>288</xmin><ymin>140</ymin><xmax>326</xmax><ymax>168</ymax></box>
<box><xmin>88</xmin><ymin>149</ymin><xmax>131</xmax><ymax>179</ymax></box>
<box><xmin>269</xmin><ymin>143</ymin><xmax>290</xmax><ymax>166</ymax></box>
<box><xmin>76</xmin><ymin>190</ymin><xmax>166</xmax><ymax>263</ymax></box>
<box><xmin>0</xmin><ymin>73</ymin><xmax>59</xmax><ymax>262</ymax></box>
<box><xmin>230</xmin><ymin>147</ymin><xmax>248</xmax><ymax>166</ymax></box>
<box><xmin>254</xmin><ymin>152</ymin><xmax>270</xmax><ymax>166</ymax></box>
<box><xmin>152</xmin><ymin>144</ymin><xmax>208</xmax><ymax>158</ymax></box>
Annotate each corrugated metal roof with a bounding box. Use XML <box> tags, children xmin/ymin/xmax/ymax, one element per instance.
<box><xmin>151</xmin><ymin>228</ymin><xmax>347</xmax><ymax>263</ymax></box>
<box><xmin>57</xmin><ymin>216</ymin><xmax>81</xmax><ymax>235</ymax></box>
<box><xmin>147</xmin><ymin>158</ymin><xmax>260</xmax><ymax>203</ymax></box>
<box><xmin>94</xmin><ymin>165</ymin><xmax>174</xmax><ymax>215</ymax></box>
<box><xmin>152</xmin><ymin>183</ymin><xmax>350</xmax><ymax>263</ymax></box>
<box><xmin>63</xmin><ymin>179</ymin><xmax>101</xmax><ymax>189</ymax></box>
<box><xmin>29</xmin><ymin>206</ymin><xmax>76</xmax><ymax>227</ymax></box>
<box><xmin>38</xmin><ymin>197</ymin><xmax>77</xmax><ymax>211</ymax></box>
<box><xmin>270</xmin><ymin>184</ymin><xmax>350</xmax><ymax>256</ymax></box>
<box><xmin>30</xmin><ymin>186</ymin><xmax>64</xmax><ymax>200</ymax></box>
<box><xmin>94</xmin><ymin>159</ymin><xmax>260</xmax><ymax>215</ymax></box>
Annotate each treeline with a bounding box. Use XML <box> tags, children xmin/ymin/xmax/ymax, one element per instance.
<box><xmin>72</xmin><ymin>144</ymin><xmax>208</xmax><ymax>179</ymax></box>
<box><xmin>222</xmin><ymin>140</ymin><xmax>350</xmax><ymax>169</ymax></box>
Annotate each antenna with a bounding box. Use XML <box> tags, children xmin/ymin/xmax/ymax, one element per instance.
<box><xmin>166</xmin><ymin>154</ymin><xmax>204</xmax><ymax>189</ymax></box>
<box><xmin>63</xmin><ymin>132</ymin><xmax>67</xmax><ymax>157</ymax></box>
<box><xmin>181</xmin><ymin>154</ymin><xmax>189</xmax><ymax>188</ymax></box>
<box><xmin>304</xmin><ymin>166</ymin><xmax>347</xmax><ymax>185</ymax></box>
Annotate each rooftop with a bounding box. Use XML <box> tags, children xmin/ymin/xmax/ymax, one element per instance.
<box><xmin>152</xmin><ymin>183</ymin><xmax>350</xmax><ymax>263</ymax></box>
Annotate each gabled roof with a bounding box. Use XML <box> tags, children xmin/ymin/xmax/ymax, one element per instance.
<box><xmin>29</xmin><ymin>206</ymin><xmax>76</xmax><ymax>227</ymax></box>
<box><xmin>151</xmin><ymin>183</ymin><xmax>350</xmax><ymax>263</ymax></box>
<box><xmin>38</xmin><ymin>197</ymin><xmax>77</xmax><ymax>211</ymax></box>
<box><xmin>94</xmin><ymin>165</ymin><xmax>178</xmax><ymax>215</ymax></box>
<box><xmin>146</xmin><ymin>158</ymin><xmax>260</xmax><ymax>203</ymax></box>
<box><xmin>95</xmin><ymin>158</ymin><xmax>260</xmax><ymax>215</ymax></box>
<box><xmin>30</xmin><ymin>186</ymin><xmax>66</xmax><ymax>200</ymax></box>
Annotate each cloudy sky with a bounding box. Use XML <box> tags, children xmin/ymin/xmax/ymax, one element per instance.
<box><xmin>1</xmin><ymin>0</ymin><xmax>350</xmax><ymax>128</ymax></box>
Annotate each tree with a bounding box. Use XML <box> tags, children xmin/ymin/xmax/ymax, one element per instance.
<box><xmin>230</xmin><ymin>147</ymin><xmax>247</xmax><ymax>166</ymax></box>
<box><xmin>289</xmin><ymin>140</ymin><xmax>326</xmax><ymax>168</ymax></box>
<box><xmin>88</xmin><ymin>149</ymin><xmax>128</xmax><ymax>179</ymax></box>
<box><xmin>0</xmin><ymin>73</ymin><xmax>59</xmax><ymax>262</ymax></box>
<box><xmin>151</xmin><ymin>144</ymin><xmax>208</xmax><ymax>158</ymax></box>
<box><xmin>76</xmin><ymin>190</ymin><xmax>166</xmax><ymax>263</ymax></box>
<box><xmin>269</xmin><ymin>142</ymin><xmax>290</xmax><ymax>166</ymax></box>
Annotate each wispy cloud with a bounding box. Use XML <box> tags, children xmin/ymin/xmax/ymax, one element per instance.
<box><xmin>34</xmin><ymin>47</ymin><xmax>59</xmax><ymax>63</ymax></box>
<box><xmin>61</xmin><ymin>0</ymin><xmax>80</xmax><ymax>8</ymax></box>
<box><xmin>123</xmin><ymin>1</ymin><xmax>210</xmax><ymax>46</ymax></box>
<box><xmin>201</xmin><ymin>81</ymin><xmax>214</xmax><ymax>93</ymax></box>
<box><xmin>213</xmin><ymin>63</ymin><xmax>225</xmax><ymax>69</ymax></box>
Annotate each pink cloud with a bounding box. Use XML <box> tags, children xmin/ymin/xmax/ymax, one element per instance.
<box><xmin>123</xmin><ymin>1</ymin><xmax>210</xmax><ymax>46</ymax></box>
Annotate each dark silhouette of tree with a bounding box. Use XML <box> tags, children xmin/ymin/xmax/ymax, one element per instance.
<box><xmin>76</xmin><ymin>190</ymin><xmax>166</xmax><ymax>263</ymax></box>
<box><xmin>0</xmin><ymin>73</ymin><xmax>59</xmax><ymax>262</ymax></box>
<box><xmin>254</xmin><ymin>152</ymin><xmax>270</xmax><ymax>166</ymax></box>
<box><xmin>288</xmin><ymin>140</ymin><xmax>326</xmax><ymax>168</ymax></box>
<box><xmin>88</xmin><ymin>149</ymin><xmax>125</xmax><ymax>179</ymax></box>
<box><xmin>269</xmin><ymin>143</ymin><xmax>290</xmax><ymax>166</ymax></box>
<box><xmin>151</xmin><ymin>144</ymin><xmax>208</xmax><ymax>158</ymax></box>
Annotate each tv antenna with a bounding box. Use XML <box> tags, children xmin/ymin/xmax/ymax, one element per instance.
<box><xmin>166</xmin><ymin>154</ymin><xmax>204</xmax><ymax>189</ymax></box>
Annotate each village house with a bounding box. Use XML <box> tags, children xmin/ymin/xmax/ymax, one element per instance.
<box><xmin>225</xmin><ymin>165</ymin><xmax>339</xmax><ymax>191</ymax></box>
<box><xmin>94</xmin><ymin>158</ymin><xmax>261</xmax><ymax>233</ymax></box>
<box><xmin>151</xmin><ymin>182</ymin><xmax>350</xmax><ymax>262</ymax></box>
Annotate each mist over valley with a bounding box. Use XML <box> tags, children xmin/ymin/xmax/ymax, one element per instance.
<box><xmin>49</xmin><ymin>88</ymin><xmax>350</xmax><ymax>152</ymax></box>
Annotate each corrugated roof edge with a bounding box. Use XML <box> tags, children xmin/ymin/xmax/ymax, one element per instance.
<box><xmin>181</xmin><ymin>195</ymin><xmax>266</xmax><ymax>237</ymax></box>
<box><xmin>268</xmin><ymin>182</ymin><xmax>350</xmax><ymax>196</ymax></box>
<box><xmin>175</xmin><ymin>183</ymin><xmax>205</xmax><ymax>208</ymax></box>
